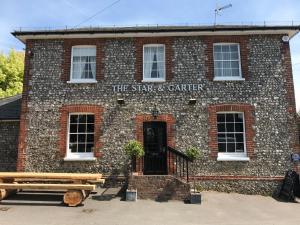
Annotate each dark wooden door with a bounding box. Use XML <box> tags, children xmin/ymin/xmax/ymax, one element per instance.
<box><xmin>143</xmin><ymin>122</ymin><xmax>167</xmax><ymax>175</ymax></box>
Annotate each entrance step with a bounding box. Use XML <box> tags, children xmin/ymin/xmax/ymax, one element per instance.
<box><xmin>128</xmin><ymin>175</ymin><xmax>190</xmax><ymax>201</ymax></box>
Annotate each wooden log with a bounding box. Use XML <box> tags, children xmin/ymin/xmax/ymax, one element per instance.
<box><xmin>63</xmin><ymin>190</ymin><xmax>85</xmax><ymax>207</ymax></box>
<box><xmin>0</xmin><ymin>183</ymin><xmax>96</xmax><ymax>191</ymax></box>
<box><xmin>0</xmin><ymin>189</ymin><xmax>17</xmax><ymax>200</ymax></box>
<box><xmin>0</xmin><ymin>172</ymin><xmax>102</xmax><ymax>180</ymax></box>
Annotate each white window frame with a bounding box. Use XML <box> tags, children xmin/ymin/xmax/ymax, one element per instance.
<box><xmin>142</xmin><ymin>44</ymin><xmax>166</xmax><ymax>82</ymax></box>
<box><xmin>68</xmin><ymin>45</ymin><xmax>97</xmax><ymax>84</ymax></box>
<box><xmin>216</xmin><ymin>111</ymin><xmax>249</xmax><ymax>161</ymax></box>
<box><xmin>64</xmin><ymin>112</ymin><xmax>96</xmax><ymax>161</ymax></box>
<box><xmin>213</xmin><ymin>43</ymin><xmax>244</xmax><ymax>81</ymax></box>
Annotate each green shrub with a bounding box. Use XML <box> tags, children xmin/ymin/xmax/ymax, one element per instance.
<box><xmin>185</xmin><ymin>147</ymin><xmax>202</xmax><ymax>161</ymax></box>
<box><xmin>124</xmin><ymin>140</ymin><xmax>144</xmax><ymax>159</ymax></box>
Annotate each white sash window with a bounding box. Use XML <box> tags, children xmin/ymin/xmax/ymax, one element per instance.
<box><xmin>213</xmin><ymin>43</ymin><xmax>243</xmax><ymax>81</ymax></box>
<box><xmin>143</xmin><ymin>44</ymin><xmax>165</xmax><ymax>82</ymax></box>
<box><xmin>70</xmin><ymin>46</ymin><xmax>96</xmax><ymax>83</ymax></box>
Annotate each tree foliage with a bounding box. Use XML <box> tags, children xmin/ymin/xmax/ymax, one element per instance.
<box><xmin>0</xmin><ymin>49</ymin><xmax>25</xmax><ymax>98</ymax></box>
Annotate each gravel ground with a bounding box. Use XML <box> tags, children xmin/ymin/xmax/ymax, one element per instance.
<box><xmin>0</xmin><ymin>188</ymin><xmax>300</xmax><ymax>225</ymax></box>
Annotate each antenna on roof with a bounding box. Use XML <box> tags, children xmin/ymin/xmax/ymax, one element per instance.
<box><xmin>214</xmin><ymin>3</ymin><xmax>232</xmax><ymax>26</ymax></box>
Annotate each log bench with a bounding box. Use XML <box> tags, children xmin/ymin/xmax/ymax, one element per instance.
<box><xmin>0</xmin><ymin>172</ymin><xmax>104</xmax><ymax>207</ymax></box>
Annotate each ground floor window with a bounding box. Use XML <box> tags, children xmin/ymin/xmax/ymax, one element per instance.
<box><xmin>216</xmin><ymin>112</ymin><xmax>248</xmax><ymax>160</ymax></box>
<box><xmin>68</xmin><ymin>113</ymin><xmax>94</xmax><ymax>159</ymax></box>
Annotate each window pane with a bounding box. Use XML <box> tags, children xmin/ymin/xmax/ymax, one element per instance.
<box><xmin>214</xmin><ymin>45</ymin><xmax>222</xmax><ymax>52</ymax></box>
<box><xmin>226</xmin><ymin>133</ymin><xmax>235</xmax><ymax>142</ymax></box>
<box><xmin>86</xmin><ymin>144</ymin><xmax>94</xmax><ymax>152</ymax></box>
<box><xmin>87</xmin><ymin>134</ymin><xmax>94</xmax><ymax>142</ymax></box>
<box><xmin>232</xmin><ymin>69</ymin><xmax>240</xmax><ymax>77</ymax></box>
<box><xmin>235</xmin><ymin>123</ymin><xmax>244</xmax><ymax>132</ymax></box>
<box><xmin>78</xmin><ymin>124</ymin><xmax>86</xmax><ymax>133</ymax></box>
<box><xmin>70</xmin><ymin>124</ymin><xmax>77</xmax><ymax>133</ymax></box>
<box><xmin>70</xmin><ymin>143</ymin><xmax>77</xmax><ymax>153</ymax></box>
<box><xmin>236</xmin><ymin>143</ymin><xmax>245</xmax><ymax>152</ymax></box>
<box><xmin>218</xmin><ymin>143</ymin><xmax>226</xmax><ymax>152</ymax></box>
<box><xmin>230</xmin><ymin>45</ymin><xmax>238</xmax><ymax>52</ymax></box>
<box><xmin>223</xmin><ymin>69</ymin><xmax>231</xmax><ymax>77</ymax></box>
<box><xmin>217</xmin><ymin>114</ymin><xmax>225</xmax><ymax>122</ymax></box>
<box><xmin>226</xmin><ymin>123</ymin><xmax>234</xmax><ymax>132</ymax></box>
<box><xmin>226</xmin><ymin>114</ymin><xmax>234</xmax><ymax>122</ymax></box>
<box><xmin>218</xmin><ymin>134</ymin><xmax>226</xmax><ymax>143</ymax></box>
<box><xmin>235</xmin><ymin>113</ymin><xmax>243</xmax><ymax>122</ymax></box>
<box><xmin>214</xmin><ymin>68</ymin><xmax>222</xmax><ymax>77</ymax></box>
<box><xmin>227</xmin><ymin>143</ymin><xmax>235</xmax><ymax>152</ymax></box>
<box><xmin>70</xmin><ymin>134</ymin><xmax>77</xmax><ymax>143</ymax></box>
<box><xmin>87</xmin><ymin>115</ymin><xmax>94</xmax><ymax>123</ymax></box>
<box><xmin>78</xmin><ymin>134</ymin><xmax>86</xmax><ymax>142</ymax></box>
<box><xmin>231</xmin><ymin>52</ymin><xmax>239</xmax><ymax>59</ymax></box>
<box><xmin>222</xmin><ymin>45</ymin><xmax>230</xmax><ymax>52</ymax></box>
<box><xmin>217</xmin><ymin>123</ymin><xmax>225</xmax><ymax>132</ymax></box>
<box><xmin>87</xmin><ymin>124</ymin><xmax>94</xmax><ymax>132</ymax></box>
<box><xmin>235</xmin><ymin>133</ymin><xmax>244</xmax><ymax>142</ymax></box>
<box><xmin>214</xmin><ymin>52</ymin><xmax>222</xmax><ymax>60</ymax></box>
<box><xmin>215</xmin><ymin>61</ymin><xmax>222</xmax><ymax>68</ymax></box>
<box><xmin>231</xmin><ymin>61</ymin><xmax>239</xmax><ymax>68</ymax></box>
<box><xmin>78</xmin><ymin>115</ymin><xmax>86</xmax><ymax>123</ymax></box>
<box><xmin>70</xmin><ymin>115</ymin><xmax>78</xmax><ymax>123</ymax></box>
<box><xmin>78</xmin><ymin>144</ymin><xmax>85</xmax><ymax>153</ymax></box>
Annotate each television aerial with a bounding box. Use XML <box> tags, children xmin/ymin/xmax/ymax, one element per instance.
<box><xmin>214</xmin><ymin>3</ymin><xmax>232</xmax><ymax>26</ymax></box>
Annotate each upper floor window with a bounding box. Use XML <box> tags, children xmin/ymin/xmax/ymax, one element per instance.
<box><xmin>217</xmin><ymin>112</ymin><xmax>248</xmax><ymax>160</ymax></box>
<box><xmin>70</xmin><ymin>46</ymin><xmax>96</xmax><ymax>83</ymax></box>
<box><xmin>213</xmin><ymin>43</ymin><xmax>243</xmax><ymax>80</ymax></box>
<box><xmin>67</xmin><ymin>113</ymin><xmax>95</xmax><ymax>159</ymax></box>
<box><xmin>143</xmin><ymin>44</ymin><xmax>165</xmax><ymax>82</ymax></box>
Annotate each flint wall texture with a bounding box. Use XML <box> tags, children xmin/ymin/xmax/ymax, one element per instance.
<box><xmin>0</xmin><ymin>121</ymin><xmax>19</xmax><ymax>171</ymax></box>
<box><xmin>20</xmin><ymin>35</ymin><xmax>294</xmax><ymax>193</ymax></box>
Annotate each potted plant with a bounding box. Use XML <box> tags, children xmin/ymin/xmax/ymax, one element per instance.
<box><xmin>124</xmin><ymin>140</ymin><xmax>144</xmax><ymax>201</ymax></box>
<box><xmin>185</xmin><ymin>146</ymin><xmax>203</xmax><ymax>204</ymax></box>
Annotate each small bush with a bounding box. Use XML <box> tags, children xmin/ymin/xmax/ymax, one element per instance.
<box><xmin>185</xmin><ymin>147</ymin><xmax>202</xmax><ymax>161</ymax></box>
<box><xmin>124</xmin><ymin>140</ymin><xmax>144</xmax><ymax>159</ymax></box>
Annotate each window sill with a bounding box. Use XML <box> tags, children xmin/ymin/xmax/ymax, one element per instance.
<box><xmin>142</xmin><ymin>79</ymin><xmax>166</xmax><ymax>83</ymax></box>
<box><xmin>213</xmin><ymin>77</ymin><xmax>245</xmax><ymax>81</ymax></box>
<box><xmin>217</xmin><ymin>155</ymin><xmax>249</xmax><ymax>161</ymax></box>
<box><xmin>63</xmin><ymin>157</ymin><xmax>97</xmax><ymax>162</ymax></box>
<box><xmin>67</xmin><ymin>80</ymin><xmax>97</xmax><ymax>84</ymax></box>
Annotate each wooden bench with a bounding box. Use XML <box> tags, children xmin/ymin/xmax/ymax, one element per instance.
<box><xmin>0</xmin><ymin>172</ymin><xmax>104</xmax><ymax>206</ymax></box>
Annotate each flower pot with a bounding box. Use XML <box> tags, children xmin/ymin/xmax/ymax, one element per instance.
<box><xmin>126</xmin><ymin>189</ymin><xmax>137</xmax><ymax>201</ymax></box>
<box><xmin>190</xmin><ymin>191</ymin><xmax>201</xmax><ymax>204</ymax></box>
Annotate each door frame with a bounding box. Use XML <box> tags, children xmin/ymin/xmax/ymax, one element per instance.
<box><xmin>135</xmin><ymin>114</ymin><xmax>176</xmax><ymax>175</ymax></box>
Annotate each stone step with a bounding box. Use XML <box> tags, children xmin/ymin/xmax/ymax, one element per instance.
<box><xmin>128</xmin><ymin>175</ymin><xmax>190</xmax><ymax>201</ymax></box>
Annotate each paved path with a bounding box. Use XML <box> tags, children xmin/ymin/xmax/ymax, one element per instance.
<box><xmin>0</xmin><ymin>189</ymin><xmax>300</xmax><ymax>225</ymax></box>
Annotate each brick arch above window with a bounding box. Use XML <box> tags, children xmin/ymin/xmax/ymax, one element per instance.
<box><xmin>134</xmin><ymin>37</ymin><xmax>174</xmax><ymax>82</ymax></box>
<box><xmin>62</xmin><ymin>39</ymin><xmax>105</xmax><ymax>82</ymax></box>
<box><xmin>208</xmin><ymin>103</ymin><xmax>255</xmax><ymax>159</ymax></box>
<box><xmin>203</xmin><ymin>36</ymin><xmax>249</xmax><ymax>81</ymax></box>
<box><xmin>58</xmin><ymin>105</ymin><xmax>104</xmax><ymax>159</ymax></box>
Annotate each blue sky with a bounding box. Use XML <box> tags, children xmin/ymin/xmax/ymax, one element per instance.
<box><xmin>1</xmin><ymin>0</ymin><xmax>300</xmax><ymax>109</ymax></box>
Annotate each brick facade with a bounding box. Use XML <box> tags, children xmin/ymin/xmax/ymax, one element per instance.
<box><xmin>208</xmin><ymin>104</ymin><xmax>255</xmax><ymax>159</ymax></box>
<box><xmin>13</xmin><ymin>29</ymin><xmax>299</xmax><ymax>194</ymax></box>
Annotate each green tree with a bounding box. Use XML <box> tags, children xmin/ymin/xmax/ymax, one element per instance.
<box><xmin>0</xmin><ymin>49</ymin><xmax>25</xmax><ymax>98</ymax></box>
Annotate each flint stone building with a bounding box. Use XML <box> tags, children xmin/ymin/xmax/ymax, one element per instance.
<box><xmin>7</xmin><ymin>25</ymin><xmax>300</xmax><ymax>196</ymax></box>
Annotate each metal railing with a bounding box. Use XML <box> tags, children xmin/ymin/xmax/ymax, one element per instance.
<box><xmin>167</xmin><ymin>146</ymin><xmax>192</xmax><ymax>182</ymax></box>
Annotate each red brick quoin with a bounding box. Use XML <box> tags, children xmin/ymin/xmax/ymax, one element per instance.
<box><xmin>62</xmin><ymin>39</ymin><xmax>105</xmax><ymax>82</ymax></box>
<box><xmin>203</xmin><ymin>36</ymin><xmax>249</xmax><ymax>81</ymax></box>
<box><xmin>58</xmin><ymin>105</ymin><xmax>104</xmax><ymax>158</ymax></box>
<box><xmin>17</xmin><ymin>40</ymin><xmax>33</xmax><ymax>171</ymax></box>
<box><xmin>208</xmin><ymin>104</ymin><xmax>255</xmax><ymax>159</ymax></box>
<box><xmin>135</xmin><ymin>114</ymin><xmax>175</xmax><ymax>174</ymax></box>
<box><xmin>134</xmin><ymin>37</ymin><xmax>174</xmax><ymax>82</ymax></box>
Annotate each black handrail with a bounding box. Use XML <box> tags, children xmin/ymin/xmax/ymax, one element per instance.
<box><xmin>167</xmin><ymin>146</ymin><xmax>192</xmax><ymax>182</ymax></box>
